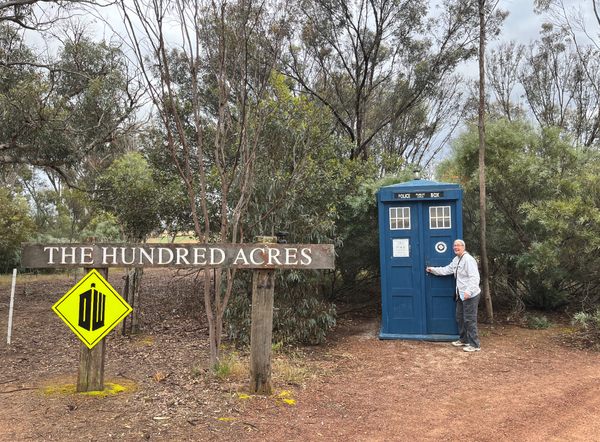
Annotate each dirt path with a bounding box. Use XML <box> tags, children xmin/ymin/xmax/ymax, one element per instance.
<box><xmin>240</xmin><ymin>320</ymin><xmax>600</xmax><ymax>441</ymax></box>
<box><xmin>1</xmin><ymin>271</ymin><xmax>599</xmax><ymax>441</ymax></box>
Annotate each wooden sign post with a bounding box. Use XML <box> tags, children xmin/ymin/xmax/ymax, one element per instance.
<box><xmin>21</xmin><ymin>241</ymin><xmax>335</xmax><ymax>394</ymax></box>
<box><xmin>250</xmin><ymin>268</ymin><xmax>275</xmax><ymax>394</ymax></box>
<box><xmin>77</xmin><ymin>267</ymin><xmax>107</xmax><ymax>392</ymax></box>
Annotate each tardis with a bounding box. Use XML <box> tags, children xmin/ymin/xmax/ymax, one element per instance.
<box><xmin>377</xmin><ymin>178</ymin><xmax>463</xmax><ymax>340</ymax></box>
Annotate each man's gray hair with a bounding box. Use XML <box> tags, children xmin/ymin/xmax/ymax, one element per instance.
<box><xmin>454</xmin><ymin>239</ymin><xmax>466</xmax><ymax>247</ymax></box>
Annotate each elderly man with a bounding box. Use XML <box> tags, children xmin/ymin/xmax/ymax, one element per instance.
<box><xmin>426</xmin><ymin>239</ymin><xmax>481</xmax><ymax>352</ymax></box>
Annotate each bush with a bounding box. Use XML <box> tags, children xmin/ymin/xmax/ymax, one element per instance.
<box><xmin>572</xmin><ymin>310</ymin><xmax>600</xmax><ymax>350</ymax></box>
<box><xmin>442</xmin><ymin>119</ymin><xmax>600</xmax><ymax>310</ymax></box>
<box><xmin>0</xmin><ymin>188</ymin><xmax>35</xmax><ymax>272</ymax></box>
<box><xmin>526</xmin><ymin>315</ymin><xmax>551</xmax><ymax>329</ymax></box>
<box><xmin>225</xmin><ymin>272</ymin><xmax>336</xmax><ymax>347</ymax></box>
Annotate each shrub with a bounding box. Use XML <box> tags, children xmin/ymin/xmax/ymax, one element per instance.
<box><xmin>225</xmin><ymin>272</ymin><xmax>336</xmax><ymax>347</ymax></box>
<box><xmin>571</xmin><ymin>310</ymin><xmax>600</xmax><ymax>350</ymax></box>
<box><xmin>526</xmin><ymin>315</ymin><xmax>551</xmax><ymax>329</ymax></box>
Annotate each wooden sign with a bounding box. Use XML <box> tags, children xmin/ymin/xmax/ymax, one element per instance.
<box><xmin>20</xmin><ymin>240</ymin><xmax>335</xmax><ymax>395</ymax></box>
<box><xmin>21</xmin><ymin>243</ymin><xmax>335</xmax><ymax>270</ymax></box>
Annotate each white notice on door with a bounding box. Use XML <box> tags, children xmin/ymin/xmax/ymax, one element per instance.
<box><xmin>392</xmin><ymin>238</ymin><xmax>410</xmax><ymax>257</ymax></box>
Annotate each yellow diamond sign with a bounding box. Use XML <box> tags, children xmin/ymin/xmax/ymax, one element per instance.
<box><xmin>52</xmin><ymin>269</ymin><xmax>132</xmax><ymax>349</ymax></box>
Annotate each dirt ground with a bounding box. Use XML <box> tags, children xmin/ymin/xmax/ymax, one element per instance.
<box><xmin>1</xmin><ymin>269</ymin><xmax>600</xmax><ymax>442</ymax></box>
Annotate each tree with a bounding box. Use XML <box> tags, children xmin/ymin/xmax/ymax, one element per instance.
<box><xmin>532</xmin><ymin>0</ymin><xmax>600</xmax><ymax>147</ymax></box>
<box><xmin>441</xmin><ymin>118</ymin><xmax>600</xmax><ymax>310</ymax></box>
<box><xmin>486</xmin><ymin>24</ymin><xmax>600</xmax><ymax>148</ymax></box>
<box><xmin>0</xmin><ymin>187</ymin><xmax>34</xmax><ymax>272</ymax></box>
<box><xmin>0</xmin><ymin>22</ymin><xmax>144</xmax><ymax>244</ymax></box>
<box><xmin>283</xmin><ymin>0</ymin><xmax>504</xmax><ymax>164</ymax></box>
<box><xmin>96</xmin><ymin>151</ymin><xmax>162</xmax><ymax>333</ymax></box>
<box><xmin>0</xmin><ymin>1</ymin><xmax>106</xmax><ymax>30</ymax></box>
<box><xmin>119</xmin><ymin>0</ymin><xmax>290</xmax><ymax>367</ymax></box>
<box><xmin>477</xmin><ymin>0</ymin><xmax>496</xmax><ymax>322</ymax></box>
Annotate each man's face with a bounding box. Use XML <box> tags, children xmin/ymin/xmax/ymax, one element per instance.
<box><xmin>453</xmin><ymin>242</ymin><xmax>465</xmax><ymax>256</ymax></box>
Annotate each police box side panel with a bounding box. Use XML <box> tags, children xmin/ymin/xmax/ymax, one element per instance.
<box><xmin>378</xmin><ymin>201</ymin><xmax>391</xmax><ymax>334</ymax></box>
<box><xmin>380</xmin><ymin>201</ymin><xmax>424</xmax><ymax>335</ymax></box>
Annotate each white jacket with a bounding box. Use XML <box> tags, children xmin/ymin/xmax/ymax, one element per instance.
<box><xmin>429</xmin><ymin>252</ymin><xmax>481</xmax><ymax>301</ymax></box>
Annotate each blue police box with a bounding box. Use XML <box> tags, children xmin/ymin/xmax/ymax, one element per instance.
<box><xmin>377</xmin><ymin>178</ymin><xmax>463</xmax><ymax>340</ymax></box>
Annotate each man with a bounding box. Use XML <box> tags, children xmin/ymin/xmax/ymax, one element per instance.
<box><xmin>426</xmin><ymin>239</ymin><xmax>481</xmax><ymax>352</ymax></box>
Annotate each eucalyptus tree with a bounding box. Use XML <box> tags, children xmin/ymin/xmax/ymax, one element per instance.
<box><xmin>486</xmin><ymin>25</ymin><xmax>600</xmax><ymax>148</ymax></box>
<box><xmin>96</xmin><ymin>151</ymin><xmax>162</xmax><ymax>334</ymax></box>
<box><xmin>0</xmin><ymin>0</ymin><xmax>108</xmax><ymax>30</ymax></box>
<box><xmin>118</xmin><ymin>0</ymin><xmax>292</xmax><ymax>367</ymax></box>
<box><xmin>0</xmin><ymin>21</ymin><xmax>143</xmax><ymax>241</ymax></box>
<box><xmin>283</xmin><ymin>0</ymin><xmax>505</xmax><ymax>165</ymax></box>
<box><xmin>442</xmin><ymin>118</ymin><xmax>600</xmax><ymax>310</ymax></box>
<box><xmin>532</xmin><ymin>0</ymin><xmax>600</xmax><ymax>147</ymax></box>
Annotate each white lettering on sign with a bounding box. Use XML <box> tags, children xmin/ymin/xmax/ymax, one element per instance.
<box><xmin>193</xmin><ymin>247</ymin><xmax>206</xmax><ymax>265</ymax></box>
<box><xmin>176</xmin><ymin>247</ymin><xmax>190</xmax><ymax>265</ymax></box>
<box><xmin>397</xmin><ymin>193</ymin><xmax>410</xmax><ymax>199</ymax></box>
<box><xmin>26</xmin><ymin>244</ymin><xmax>330</xmax><ymax>269</ymax></box>
<box><xmin>60</xmin><ymin>247</ymin><xmax>77</xmax><ymax>265</ymax></box>
<box><xmin>102</xmin><ymin>247</ymin><xmax>118</xmax><ymax>265</ymax></box>
<box><xmin>139</xmin><ymin>247</ymin><xmax>154</xmax><ymax>265</ymax></box>
<box><xmin>81</xmin><ymin>247</ymin><xmax>94</xmax><ymax>265</ymax></box>
<box><xmin>431</xmin><ymin>192</ymin><xmax>440</xmax><ymax>198</ymax></box>
<box><xmin>267</xmin><ymin>247</ymin><xmax>282</xmax><ymax>265</ymax></box>
<box><xmin>233</xmin><ymin>249</ymin><xmax>249</xmax><ymax>265</ymax></box>
<box><xmin>211</xmin><ymin>248</ymin><xmax>225</xmax><ymax>265</ymax></box>
<box><xmin>300</xmin><ymin>248</ymin><xmax>312</xmax><ymax>265</ymax></box>
<box><xmin>250</xmin><ymin>248</ymin><xmax>264</xmax><ymax>265</ymax></box>
<box><xmin>44</xmin><ymin>246</ymin><xmax>60</xmax><ymax>264</ymax></box>
<box><xmin>285</xmin><ymin>248</ymin><xmax>298</xmax><ymax>265</ymax></box>
<box><xmin>121</xmin><ymin>248</ymin><xmax>135</xmax><ymax>265</ymax></box>
<box><xmin>158</xmin><ymin>247</ymin><xmax>174</xmax><ymax>265</ymax></box>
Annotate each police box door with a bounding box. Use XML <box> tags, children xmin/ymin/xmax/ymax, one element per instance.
<box><xmin>383</xmin><ymin>201</ymin><xmax>458</xmax><ymax>336</ymax></box>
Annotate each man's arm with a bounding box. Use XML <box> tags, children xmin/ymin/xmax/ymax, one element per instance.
<box><xmin>427</xmin><ymin>258</ymin><xmax>457</xmax><ymax>276</ymax></box>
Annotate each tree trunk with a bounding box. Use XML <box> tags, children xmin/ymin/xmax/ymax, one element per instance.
<box><xmin>203</xmin><ymin>269</ymin><xmax>219</xmax><ymax>368</ymax></box>
<box><xmin>478</xmin><ymin>0</ymin><xmax>494</xmax><ymax>323</ymax></box>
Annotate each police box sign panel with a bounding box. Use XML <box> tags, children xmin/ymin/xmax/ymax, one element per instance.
<box><xmin>394</xmin><ymin>191</ymin><xmax>445</xmax><ymax>199</ymax></box>
<box><xmin>21</xmin><ymin>243</ymin><xmax>335</xmax><ymax>270</ymax></box>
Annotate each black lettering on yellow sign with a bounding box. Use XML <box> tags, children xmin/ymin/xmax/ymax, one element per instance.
<box><xmin>78</xmin><ymin>283</ymin><xmax>106</xmax><ymax>331</ymax></box>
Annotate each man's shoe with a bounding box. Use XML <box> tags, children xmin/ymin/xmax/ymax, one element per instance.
<box><xmin>463</xmin><ymin>345</ymin><xmax>481</xmax><ymax>352</ymax></box>
<box><xmin>451</xmin><ymin>340</ymin><xmax>467</xmax><ymax>347</ymax></box>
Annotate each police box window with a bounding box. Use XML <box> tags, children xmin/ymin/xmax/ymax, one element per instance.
<box><xmin>429</xmin><ymin>206</ymin><xmax>451</xmax><ymax>229</ymax></box>
<box><xmin>390</xmin><ymin>207</ymin><xmax>410</xmax><ymax>230</ymax></box>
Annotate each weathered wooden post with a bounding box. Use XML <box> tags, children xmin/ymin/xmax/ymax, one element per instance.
<box><xmin>249</xmin><ymin>236</ymin><xmax>277</xmax><ymax>394</ymax></box>
<box><xmin>77</xmin><ymin>266</ymin><xmax>107</xmax><ymax>392</ymax></box>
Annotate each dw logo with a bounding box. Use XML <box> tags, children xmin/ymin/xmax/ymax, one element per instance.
<box><xmin>78</xmin><ymin>283</ymin><xmax>106</xmax><ymax>331</ymax></box>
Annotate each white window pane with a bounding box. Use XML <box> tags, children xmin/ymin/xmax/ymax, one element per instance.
<box><xmin>390</xmin><ymin>207</ymin><xmax>410</xmax><ymax>230</ymax></box>
<box><xmin>429</xmin><ymin>206</ymin><xmax>451</xmax><ymax>230</ymax></box>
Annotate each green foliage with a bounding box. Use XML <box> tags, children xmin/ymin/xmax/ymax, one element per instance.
<box><xmin>444</xmin><ymin>118</ymin><xmax>600</xmax><ymax>309</ymax></box>
<box><xmin>334</xmin><ymin>171</ymin><xmax>414</xmax><ymax>291</ymax></box>
<box><xmin>225</xmin><ymin>272</ymin><xmax>336</xmax><ymax>347</ymax></box>
<box><xmin>526</xmin><ymin>315</ymin><xmax>551</xmax><ymax>330</ymax></box>
<box><xmin>212</xmin><ymin>349</ymin><xmax>246</xmax><ymax>379</ymax></box>
<box><xmin>0</xmin><ymin>188</ymin><xmax>35</xmax><ymax>272</ymax></box>
<box><xmin>96</xmin><ymin>152</ymin><xmax>162</xmax><ymax>241</ymax></box>
<box><xmin>572</xmin><ymin>310</ymin><xmax>600</xmax><ymax>350</ymax></box>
